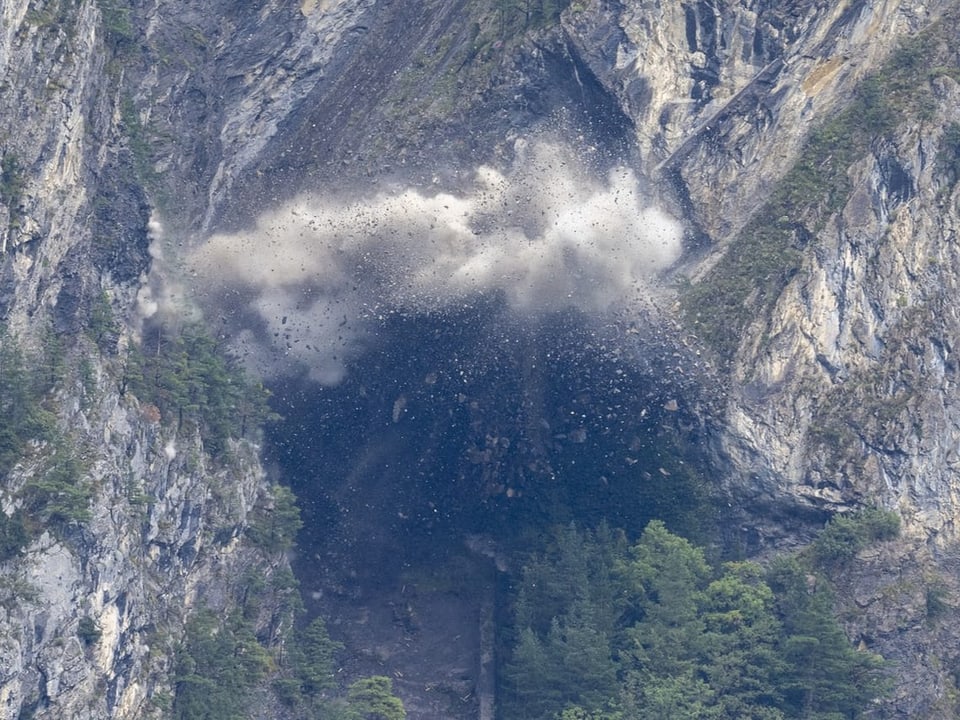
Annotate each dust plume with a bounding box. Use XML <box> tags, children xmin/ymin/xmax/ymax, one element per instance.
<box><xmin>186</xmin><ymin>142</ymin><xmax>683</xmax><ymax>383</ymax></box>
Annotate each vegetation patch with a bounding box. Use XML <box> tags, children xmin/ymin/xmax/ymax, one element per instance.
<box><xmin>0</xmin><ymin>324</ymin><xmax>106</xmax><ymax>557</ymax></box>
<box><xmin>172</xmin><ymin>609</ymin><xmax>273</xmax><ymax>720</ymax></box>
<box><xmin>810</xmin><ymin>507</ymin><xmax>901</xmax><ymax>568</ymax></box>
<box><xmin>124</xmin><ymin>322</ymin><xmax>275</xmax><ymax>458</ymax></box>
<box><xmin>0</xmin><ymin>327</ymin><xmax>57</xmax><ymax>478</ymax></box>
<box><xmin>937</xmin><ymin>121</ymin><xmax>960</xmax><ymax>190</ymax></box>
<box><xmin>380</xmin><ymin>0</ymin><xmax>572</xmax><ymax>145</ymax></box>
<box><xmin>85</xmin><ymin>289</ymin><xmax>120</xmax><ymax>353</ymax></box>
<box><xmin>119</xmin><ymin>96</ymin><xmax>159</xmax><ymax>186</ymax></box>
<box><xmin>500</xmin><ymin>520</ymin><xmax>892</xmax><ymax>720</ymax></box>
<box><xmin>0</xmin><ymin>153</ymin><xmax>25</xmax><ymax>230</ymax></box>
<box><xmin>173</xmin><ymin>570</ymin><xmax>408</xmax><ymax>720</ymax></box>
<box><xmin>493</xmin><ymin>0</ymin><xmax>571</xmax><ymax>37</ymax></box>
<box><xmin>21</xmin><ymin>437</ymin><xmax>94</xmax><ymax>528</ymax></box>
<box><xmin>246</xmin><ymin>484</ymin><xmax>303</xmax><ymax>555</ymax></box>
<box><xmin>0</xmin><ymin>511</ymin><xmax>30</xmax><ymax>562</ymax></box>
<box><xmin>95</xmin><ymin>0</ymin><xmax>134</xmax><ymax>41</ymax></box>
<box><xmin>77</xmin><ymin>616</ymin><xmax>102</xmax><ymax>647</ymax></box>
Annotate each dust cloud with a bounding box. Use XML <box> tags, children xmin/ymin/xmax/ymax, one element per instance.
<box><xmin>185</xmin><ymin>142</ymin><xmax>683</xmax><ymax>383</ymax></box>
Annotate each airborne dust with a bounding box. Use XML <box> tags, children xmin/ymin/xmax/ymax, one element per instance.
<box><xmin>182</xmin><ymin>141</ymin><xmax>683</xmax><ymax>384</ymax></box>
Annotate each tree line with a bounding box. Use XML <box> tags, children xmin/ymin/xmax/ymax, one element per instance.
<box><xmin>501</xmin><ymin>516</ymin><xmax>896</xmax><ymax>720</ymax></box>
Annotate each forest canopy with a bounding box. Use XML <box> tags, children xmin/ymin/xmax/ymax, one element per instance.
<box><xmin>501</xmin><ymin>520</ymin><xmax>890</xmax><ymax>720</ymax></box>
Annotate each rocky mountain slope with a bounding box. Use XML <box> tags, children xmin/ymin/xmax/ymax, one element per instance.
<box><xmin>3</xmin><ymin>0</ymin><xmax>960</xmax><ymax>717</ymax></box>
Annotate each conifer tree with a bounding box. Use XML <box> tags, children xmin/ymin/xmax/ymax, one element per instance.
<box><xmin>767</xmin><ymin>557</ymin><xmax>887</xmax><ymax>719</ymax></box>
<box><xmin>345</xmin><ymin>676</ymin><xmax>406</xmax><ymax>720</ymax></box>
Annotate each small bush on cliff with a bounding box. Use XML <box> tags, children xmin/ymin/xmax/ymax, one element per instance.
<box><xmin>0</xmin><ymin>511</ymin><xmax>29</xmax><ymax>561</ymax></box>
<box><xmin>96</xmin><ymin>0</ymin><xmax>134</xmax><ymax>41</ymax></box>
<box><xmin>937</xmin><ymin>122</ymin><xmax>960</xmax><ymax>189</ymax></box>
<box><xmin>0</xmin><ymin>154</ymin><xmax>25</xmax><ymax>226</ymax></box>
<box><xmin>812</xmin><ymin>508</ymin><xmax>900</xmax><ymax>567</ymax></box>
<box><xmin>21</xmin><ymin>438</ymin><xmax>94</xmax><ymax>528</ymax></box>
<box><xmin>77</xmin><ymin>616</ymin><xmax>102</xmax><ymax>647</ymax></box>
<box><xmin>494</xmin><ymin>0</ymin><xmax>569</xmax><ymax>37</ymax></box>
<box><xmin>86</xmin><ymin>289</ymin><xmax>119</xmax><ymax>352</ymax></box>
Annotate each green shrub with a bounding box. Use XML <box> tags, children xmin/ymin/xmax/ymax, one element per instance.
<box><xmin>856</xmin><ymin>507</ymin><xmax>901</xmax><ymax>541</ymax></box>
<box><xmin>21</xmin><ymin>440</ymin><xmax>93</xmax><ymax>527</ymax></box>
<box><xmin>86</xmin><ymin>290</ymin><xmax>119</xmax><ymax>352</ymax></box>
<box><xmin>273</xmin><ymin>677</ymin><xmax>303</xmax><ymax>707</ymax></box>
<box><xmin>77</xmin><ymin>616</ymin><xmax>102</xmax><ymax>647</ymax></box>
<box><xmin>812</xmin><ymin>514</ymin><xmax>864</xmax><ymax>565</ymax></box>
<box><xmin>812</xmin><ymin>508</ymin><xmax>900</xmax><ymax>567</ymax></box>
<box><xmin>0</xmin><ymin>511</ymin><xmax>30</xmax><ymax>561</ymax></box>
<box><xmin>938</xmin><ymin>122</ymin><xmax>960</xmax><ymax>187</ymax></box>
<box><xmin>926</xmin><ymin>583</ymin><xmax>950</xmax><ymax>620</ymax></box>
<box><xmin>0</xmin><ymin>328</ymin><xmax>57</xmax><ymax>476</ymax></box>
<box><xmin>96</xmin><ymin>0</ymin><xmax>134</xmax><ymax>40</ymax></box>
<box><xmin>345</xmin><ymin>676</ymin><xmax>406</xmax><ymax>720</ymax></box>
<box><xmin>0</xmin><ymin>154</ymin><xmax>25</xmax><ymax>226</ymax></box>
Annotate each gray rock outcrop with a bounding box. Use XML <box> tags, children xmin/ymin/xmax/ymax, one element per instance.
<box><xmin>4</xmin><ymin>0</ymin><xmax>960</xmax><ymax>716</ymax></box>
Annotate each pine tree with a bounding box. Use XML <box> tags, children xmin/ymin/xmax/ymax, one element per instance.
<box><xmin>0</xmin><ymin>329</ymin><xmax>53</xmax><ymax>474</ymax></box>
<box><xmin>297</xmin><ymin>618</ymin><xmax>343</xmax><ymax>696</ymax></box>
<box><xmin>767</xmin><ymin>557</ymin><xmax>887</xmax><ymax>718</ymax></box>
<box><xmin>173</xmin><ymin>610</ymin><xmax>271</xmax><ymax>720</ymax></box>
<box><xmin>621</xmin><ymin>520</ymin><xmax>710</xmax><ymax>673</ymax></box>
<box><xmin>503</xmin><ymin>627</ymin><xmax>565</xmax><ymax>720</ymax></box>
<box><xmin>503</xmin><ymin>523</ymin><xmax>625</xmax><ymax>719</ymax></box>
<box><xmin>699</xmin><ymin>562</ymin><xmax>786</xmax><ymax>719</ymax></box>
<box><xmin>620</xmin><ymin>521</ymin><xmax>712</xmax><ymax>715</ymax></box>
<box><xmin>345</xmin><ymin>676</ymin><xmax>405</xmax><ymax>720</ymax></box>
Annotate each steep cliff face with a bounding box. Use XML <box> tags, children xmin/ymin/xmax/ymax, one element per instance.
<box><xmin>5</xmin><ymin>0</ymin><xmax>960</xmax><ymax>717</ymax></box>
<box><xmin>558</xmin><ymin>0</ymin><xmax>958</xmax><ymax>524</ymax></box>
<box><xmin>565</xmin><ymin>0</ymin><xmax>960</xmax><ymax>524</ymax></box>
<box><xmin>708</xmin><ymin>19</ymin><xmax>960</xmax><ymax>715</ymax></box>
<box><xmin>724</xmin><ymin>103</ymin><xmax>960</xmax><ymax>534</ymax></box>
<box><xmin>577</xmin><ymin>0</ymin><xmax>960</xmax><ymax>714</ymax></box>
<box><xmin>127</xmin><ymin>0</ymin><xmax>644</xmax><ymax>232</ymax></box>
<box><xmin>0</xmin><ymin>0</ymin><xmax>149</xmax><ymax>326</ymax></box>
<box><xmin>0</xmin><ymin>2</ymin><xmax>287</xmax><ymax>718</ymax></box>
<box><xmin>568</xmin><ymin>0</ymin><xmax>945</xmax><ymax>234</ymax></box>
<box><xmin>0</xmin><ymin>391</ymin><xmax>273</xmax><ymax>718</ymax></box>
